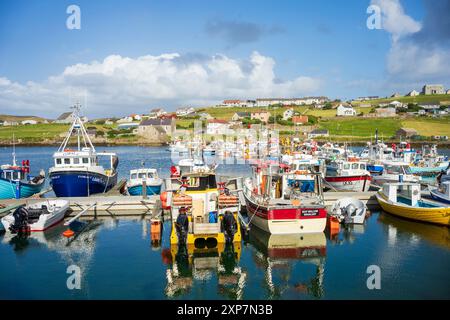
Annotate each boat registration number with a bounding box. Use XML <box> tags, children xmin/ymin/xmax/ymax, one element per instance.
<box><xmin>301</xmin><ymin>209</ymin><xmax>319</xmax><ymax>217</ymax></box>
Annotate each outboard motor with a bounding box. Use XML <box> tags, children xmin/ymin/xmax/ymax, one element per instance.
<box><xmin>222</xmin><ymin>211</ymin><xmax>237</xmax><ymax>243</ymax></box>
<box><xmin>175</xmin><ymin>208</ymin><xmax>189</xmax><ymax>245</ymax></box>
<box><xmin>10</xmin><ymin>206</ymin><xmax>29</xmax><ymax>234</ymax></box>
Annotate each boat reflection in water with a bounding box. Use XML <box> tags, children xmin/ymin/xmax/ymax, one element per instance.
<box><xmin>378</xmin><ymin>211</ymin><xmax>450</xmax><ymax>249</ymax></box>
<box><xmin>162</xmin><ymin>241</ymin><xmax>246</xmax><ymax>299</ymax></box>
<box><xmin>249</xmin><ymin>228</ymin><xmax>326</xmax><ymax>299</ymax></box>
<box><xmin>2</xmin><ymin>218</ymin><xmax>103</xmax><ymax>291</ymax></box>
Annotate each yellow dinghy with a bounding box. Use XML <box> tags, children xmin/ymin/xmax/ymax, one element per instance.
<box><xmin>376</xmin><ymin>182</ymin><xmax>450</xmax><ymax>226</ymax></box>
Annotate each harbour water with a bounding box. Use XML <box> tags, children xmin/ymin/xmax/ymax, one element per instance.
<box><xmin>0</xmin><ymin>146</ymin><xmax>449</xmax><ymax>299</ymax></box>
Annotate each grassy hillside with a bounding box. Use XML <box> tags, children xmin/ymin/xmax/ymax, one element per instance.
<box><xmin>319</xmin><ymin>118</ymin><xmax>401</xmax><ymax>138</ymax></box>
<box><xmin>0</xmin><ymin>114</ymin><xmax>49</xmax><ymax>122</ymax></box>
<box><xmin>351</xmin><ymin>94</ymin><xmax>450</xmax><ymax>107</ymax></box>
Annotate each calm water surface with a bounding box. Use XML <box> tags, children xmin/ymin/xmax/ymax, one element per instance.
<box><xmin>0</xmin><ymin>146</ymin><xmax>449</xmax><ymax>299</ymax></box>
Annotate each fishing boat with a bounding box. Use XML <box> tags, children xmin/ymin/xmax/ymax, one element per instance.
<box><xmin>325</xmin><ymin>160</ymin><xmax>371</xmax><ymax>192</ymax></box>
<box><xmin>371</xmin><ymin>161</ymin><xmax>420</xmax><ymax>187</ymax></box>
<box><xmin>430</xmin><ymin>181</ymin><xmax>450</xmax><ymax>204</ymax></box>
<box><xmin>0</xmin><ymin>137</ymin><xmax>45</xmax><ymax>199</ymax></box>
<box><xmin>164</xmin><ymin>165</ymin><xmax>241</xmax><ymax>249</ymax></box>
<box><xmin>282</xmin><ymin>156</ymin><xmax>323</xmax><ymax>193</ymax></box>
<box><xmin>376</xmin><ymin>182</ymin><xmax>450</xmax><ymax>226</ymax></box>
<box><xmin>410</xmin><ymin>145</ymin><xmax>449</xmax><ymax>175</ymax></box>
<box><xmin>1</xmin><ymin>199</ymin><xmax>70</xmax><ymax>233</ymax></box>
<box><xmin>243</xmin><ymin>161</ymin><xmax>327</xmax><ymax>234</ymax></box>
<box><xmin>330</xmin><ymin>197</ymin><xmax>367</xmax><ymax>224</ymax></box>
<box><xmin>126</xmin><ymin>168</ymin><xmax>163</xmax><ymax>196</ymax></box>
<box><xmin>48</xmin><ymin>105</ymin><xmax>118</xmax><ymax>197</ymax></box>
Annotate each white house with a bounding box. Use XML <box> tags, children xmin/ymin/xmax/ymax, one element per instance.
<box><xmin>336</xmin><ymin>104</ymin><xmax>356</xmax><ymax>116</ymax></box>
<box><xmin>406</xmin><ymin>90</ymin><xmax>419</xmax><ymax>97</ymax></box>
<box><xmin>206</xmin><ymin>120</ymin><xmax>231</xmax><ymax>135</ymax></box>
<box><xmin>176</xmin><ymin>107</ymin><xmax>196</xmax><ymax>117</ymax></box>
<box><xmin>389</xmin><ymin>101</ymin><xmax>406</xmax><ymax>109</ymax></box>
<box><xmin>283</xmin><ymin>108</ymin><xmax>294</xmax><ymax>120</ymax></box>
<box><xmin>2</xmin><ymin>120</ymin><xmax>19</xmax><ymax>126</ymax></box>
<box><xmin>21</xmin><ymin>119</ymin><xmax>38</xmax><ymax>125</ymax></box>
<box><xmin>308</xmin><ymin>129</ymin><xmax>329</xmax><ymax>139</ymax></box>
<box><xmin>149</xmin><ymin>108</ymin><xmax>166</xmax><ymax>118</ymax></box>
<box><xmin>116</xmin><ymin>116</ymin><xmax>134</xmax><ymax>124</ymax></box>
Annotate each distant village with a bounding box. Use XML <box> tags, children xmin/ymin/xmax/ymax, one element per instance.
<box><xmin>1</xmin><ymin>83</ymin><xmax>449</xmax><ymax>143</ymax></box>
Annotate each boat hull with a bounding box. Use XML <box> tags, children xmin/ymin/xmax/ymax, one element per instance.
<box><xmin>128</xmin><ymin>184</ymin><xmax>162</xmax><ymax>196</ymax></box>
<box><xmin>50</xmin><ymin>170</ymin><xmax>117</xmax><ymax>197</ymax></box>
<box><xmin>244</xmin><ymin>194</ymin><xmax>327</xmax><ymax>234</ymax></box>
<box><xmin>376</xmin><ymin>192</ymin><xmax>450</xmax><ymax>226</ymax></box>
<box><xmin>325</xmin><ymin>175</ymin><xmax>371</xmax><ymax>192</ymax></box>
<box><xmin>410</xmin><ymin>162</ymin><xmax>449</xmax><ymax>174</ymax></box>
<box><xmin>430</xmin><ymin>189</ymin><xmax>450</xmax><ymax>204</ymax></box>
<box><xmin>0</xmin><ymin>178</ymin><xmax>45</xmax><ymax>199</ymax></box>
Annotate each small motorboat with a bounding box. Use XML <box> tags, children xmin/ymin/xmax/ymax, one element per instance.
<box><xmin>376</xmin><ymin>182</ymin><xmax>450</xmax><ymax>226</ymax></box>
<box><xmin>330</xmin><ymin>197</ymin><xmax>367</xmax><ymax>224</ymax></box>
<box><xmin>430</xmin><ymin>181</ymin><xmax>450</xmax><ymax>204</ymax></box>
<box><xmin>1</xmin><ymin>200</ymin><xmax>70</xmax><ymax>233</ymax></box>
<box><xmin>127</xmin><ymin>168</ymin><xmax>163</xmax><ymax>196</ymax></box>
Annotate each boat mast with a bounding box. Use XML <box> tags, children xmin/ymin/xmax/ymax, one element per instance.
<box><xmin>57</xmin><ymin>102</ymin><xmax>96</xmax><ymax>153</ymax></box>
<box><xmin>12</xmin><ymin>133</ymin><xmax>16</xmax><ymax>166</ymax></box>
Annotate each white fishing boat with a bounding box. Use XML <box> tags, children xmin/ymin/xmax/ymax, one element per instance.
<box><xmin>330</xmin><ymin>197</ymin><xmax>367</xmax><ymax>224</ymax></box>
<box><xmin>1</xmin><ymin>200</ymin><xmax>70</xmax><ymax>233</ymax></box>
<box><xmin>371</xmin><ymin>161</ymin><xmax>420</xmax><ymax>187</ymax></box>
<box><xmin>325</xmin><ymin>160</ymin><xmax>371</xmax><ymax>192</ymax></box>
<box><xmin>243</xmin><ymin>161</ymin><xmax>327</xmax><ymax>235</ymax></box>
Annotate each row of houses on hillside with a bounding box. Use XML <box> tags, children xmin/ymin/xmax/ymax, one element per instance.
<box><xmin>218</xmin><ymin>97</ymin><xmax>329</xmax><ymax>108</ymax></box>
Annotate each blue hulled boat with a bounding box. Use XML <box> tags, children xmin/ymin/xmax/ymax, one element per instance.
<box><xmin>0</xmin><ymin>138</ymin><xmax>45</xmax><ymax>199</ymax></box>
<box><xmin>49</xmin><ymin>105</ymin><xmax>118</xmax><ymax>197</ymax></box>
<box><xmin>0</xmin><ymin>164</ymin><xmax>45</xmax><ymax>199</ymax></box>
<box><xmin>126</xmin><ymin>168</ymin><xmax>163</xmax><ymax>196</ymax></box>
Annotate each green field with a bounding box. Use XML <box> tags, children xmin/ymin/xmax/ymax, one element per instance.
<box><xmin>319</xmin><ymin>118</ymin><xmax>400</xmax><ymax>138</ymax></box>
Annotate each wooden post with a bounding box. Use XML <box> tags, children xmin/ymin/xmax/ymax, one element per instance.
<box><xmin>142</xmin><ymin>180</ymin><xmax>148</xmax><ymax>199</ymax></box>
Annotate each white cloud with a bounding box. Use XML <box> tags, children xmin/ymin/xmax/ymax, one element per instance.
<box><xmin>371</xmin><ymin>0</ymin><xmax>421</xmax><ymax>41</ymax></box>
<box><xmin>0</xmin><ymin>52</ymin><xmax>321</xmax><ymax>117</ymax></box>
<box><xmin>372</xmin><ymin>0</ymin><xmax>450</xmax><ymax>83</ymax></box>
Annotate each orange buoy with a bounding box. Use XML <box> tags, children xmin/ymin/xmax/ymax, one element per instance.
<box><xmin>160</xmin><ymin>191</ymin><xmax>170</xmax><ymax>210</ymax></box>
<box><xmin>327</xmin><ymin>216</ymin><xmax>340</xmax><ymax>233</ymax></box>
<box><xmin>63</xmin><ymin>229</ymin><xmax>75</xmax><ymax>238</ymax></box>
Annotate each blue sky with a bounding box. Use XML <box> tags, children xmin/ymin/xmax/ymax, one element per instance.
<box><xmin>0</xmin><ymin>0</ymin><xmax>448</xmax><ymax>117</ymax></box>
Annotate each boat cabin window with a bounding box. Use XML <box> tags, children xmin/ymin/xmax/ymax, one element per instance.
<box><xmin>131</xmin><ymin>173</ymin><xmax>137</xmax><ymax>179</ymax></box>
<box><xmin>82</xmin><ymin>158</ymin><xmax>89</xmax><ymax>164</ymax></box>
<box><xmin>385</xmin><ymin>165</ymin><xmax>401</xmax><ymax>174</ymax></box>
<box><xmin>4</xmin><ymin>171</ymin><xmax>11</xmax><ymax>180</ymax></box>
<box><xmin>64</xmin><ymin>158</ymin><xmax>71</xmax><ymax>165</ymax></box>
<box><xmin>188</xmin><ymin>176</ymin><xmax>200</xmax><ymax>187</ymax></box>
<box><xmin>13</xmin><ymin>171</ymin><xmax>21</xmax><ymax>180</ymax></box>
<box><xmin>359</xmin><ymin>163</ymin><xmax>366</xmax><ymax>170</ymax></box>
<box><xmin>73</xmin><ymin>158</ymin><xmax>80</xmax><ymax>164</ymax></box>
<box><xmin>343</xmin><ymin>163</ymin><xmax>350</xmax><ymax>170</ymax></box>
<box><xmin>138</xmin><ymin>173</ymin><xmax>147</xmax><ymax>179</ymax></box>
<box><xmin>56</xmin><ymin>158</ymin><xmax>62</xmax><ymax>165</ymax></box>
<box><xmin>352</xmin><ymin>163</ymin><xmax>359</xmax><ymax>170</ymax></box>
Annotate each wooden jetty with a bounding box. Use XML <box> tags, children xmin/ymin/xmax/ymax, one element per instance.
<box><xmin>0</xmin><ymin>194</ymin><xmax>161</xmax><ymax>217</ymax></box>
